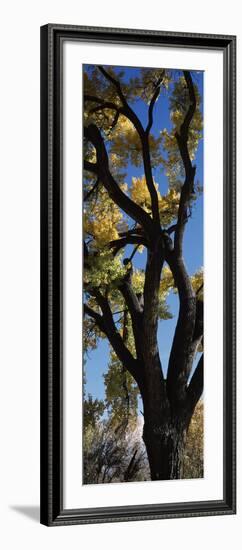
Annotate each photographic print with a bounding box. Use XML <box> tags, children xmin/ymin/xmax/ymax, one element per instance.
<box><xmin>83</xmin><ymin>64</ymin><xmax>204</xmax><ymax>484</ymax></box>
<box><xmin>40</xmin><ymin>25</ymin><xmax>236</xmax><ymax>525</ymax></box>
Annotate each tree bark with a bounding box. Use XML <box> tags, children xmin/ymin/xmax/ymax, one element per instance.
<box><xmin>142</xmin><ymin>395</ymin><xmax>192</xmax><ymax>480</ymax></box>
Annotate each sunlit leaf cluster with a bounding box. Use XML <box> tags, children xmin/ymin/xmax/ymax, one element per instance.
<box><xmin>84</xmin><ymin>250</ymin><xmax>127</xmax><ymax>289</ymax></box>
<box><xmin>84</xmin><ymin>185</ymin><xmax>128</xmax><ymax>248</ymax></box>
<box><xmin>109</xmin><ymin>116</ymin><xmax>163</xmax><ymax>168</ymax></box>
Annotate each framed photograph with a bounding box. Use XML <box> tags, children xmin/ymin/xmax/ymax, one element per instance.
<box><xmin>40</xmin><ymin>24</ymin><xmax>236</xmax><ymax>526</ymax></box>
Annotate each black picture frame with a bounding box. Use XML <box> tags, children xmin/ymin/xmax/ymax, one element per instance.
<box><xmin>40</xmin><ymin>24</ymin><xmax>236</xmax><ymax>526</ymax></box>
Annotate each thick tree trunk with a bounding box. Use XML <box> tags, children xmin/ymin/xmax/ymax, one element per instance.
<box><xmin>142</xmin><ymin>398</ymin><xmax>190</xmax><ymax>480</ymax></box>
<box><xmin>140</xmin><ymin>349</ymin><xmax>202</xmax><ymax>480</ymax></box>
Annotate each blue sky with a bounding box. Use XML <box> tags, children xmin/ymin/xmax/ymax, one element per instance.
<box><xmin>84</xmin><ymin>65</ymin><xmax>203</xmax><ymax>403</ymax></box>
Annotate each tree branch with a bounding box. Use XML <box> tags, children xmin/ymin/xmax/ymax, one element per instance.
<box><xmin>186</xmin><ymin>354</ymin><xmax>204</xmax><ymax>412</ymax></box>
<box><xmin>166</xmin><ymin>223</ymin><xmax>178</xmax><ymax>235</ymax></box>
<box><xmin>97</xmin><ymin>66</ymin><xmax>130</xmax><ymax>108</ymax></box>
<box><xmin>88</xmin><ymin>290</ymin><xmax>143</xmax><ymax>386</ymax></box>
<box><xmin>84</xmin><ymin>123</ymin><xmax>153</xmax><ymax>235</ymax></box>
<box><xmin>109</xmin><ymin>235</ymin><xmax>146</xmax><ymax>254</ymax></box>
<box><xmin>84</xmin><ymin>94</ymin><xmax>119</xmax><ymax>113</ymax></box>
<box><xmin>166</xmin><ymin>252</ymin><xmax>197</xmax><ymax>404</ymax></box>
<box><xmin>174</xmin><ymin>71</ymin><xmax>197</xmax><ymax>257</ymax></box>
<box><xmin>196</xmin><ymin>283</ymin><xmax>204</xmax><ymax>296</ymax></box>
<box><xmin>84</xmin><ymin>159</ymin><xmax>98</xmax><ymax>174</ymax></box>
<box><xmin>142</xmin><ymin>240</ymin><xmax>165</xmax><ymax>385</ymax></box>
<box><xmin>180</xmin><ymin>71</ymin><xmax>197</xmax><ymax>137</ymax></box>
<box><xmin>84</xmin><ymin>303</ymin><xmax>104</xmax><ymax>327</ymax></box>
<box><xmin>165</xmin><ymin>71</ymin><xmax>201</xmax><ymax>404</ymax></box>
<box><xmin>118</xmin><ymin>226</ymin><xmax>143</xmax><ymax>237</ymax></box>
<box><xmin>119</xmin><ymin>279</ymin><xmax>143</xmax><ymax>361</ymax></box>
<box><xmin>97</xmin><ymin>66</ymin><xmax>161</xmax><ymax>228</ymax></box>
<box><xmin>165</xmin><ymin>72</ymin><xmax>198</xmax><ymax>404</ymax></box>
<box><xmin>84</xmin><ymin>94</ymin><xmax>121</xmax><ymax>132</ymax></box>
<box><xmin>146</xmin><ymin>73</ymin><xmax>165</xmax><ymax>135</ymax></box>
<box><xmin>129</xmin><ymin>244</ymin><xmax>141</xmax><ymax>261</ymax></box>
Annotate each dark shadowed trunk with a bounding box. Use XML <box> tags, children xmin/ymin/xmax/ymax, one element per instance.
<box><xmin>138</xmin><ymin>234</ymin><xmax>200</xmax><ymax>481</ymax></box>
<box><xmin>143</xmin><ymin>420</ymin><xmax>187</xmax><ymax>480</ymax></box>
<box><xmin>142</xmin><ymin>393</ymin><xmax>193</xmax><ymax>480</ymax></box>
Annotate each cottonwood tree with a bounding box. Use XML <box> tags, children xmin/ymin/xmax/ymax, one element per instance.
<box><xmin>83</xmin><ymin>65</ymin><xmax>203</xmax><ymax>480</ymax></box>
